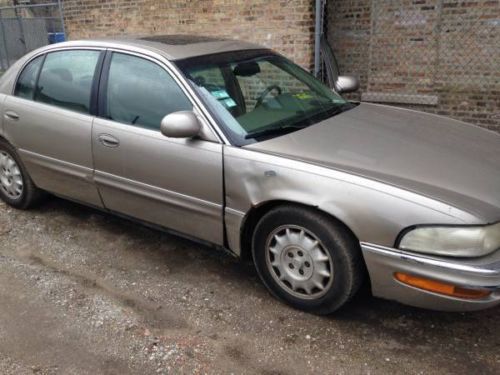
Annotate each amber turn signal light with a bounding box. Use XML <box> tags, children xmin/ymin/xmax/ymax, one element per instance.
<box><xmin>394</xmin><ymin>272</ymin><xmax>491</xmax><ymax>300</ymax></box>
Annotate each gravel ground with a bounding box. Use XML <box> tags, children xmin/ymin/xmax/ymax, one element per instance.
<box><xmin>0</xmin><ymin>197</ymin><xmax>499</xmax><ymax>375</ymax></box>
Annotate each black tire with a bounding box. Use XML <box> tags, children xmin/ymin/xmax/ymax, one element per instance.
<box><xmin>0</xmin><ymin>139</ymin><xmax>44</xmax><ymax>209</ymax></box>
<box><xmin>252</xmin><ymin>205</ymin><xmax>364</xmax><ymax>314</ymax></box>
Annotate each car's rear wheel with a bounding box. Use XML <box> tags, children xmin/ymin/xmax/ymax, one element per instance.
<box><xmin>252</xmin><ymin>205</ymin><xmax>364</xmax><ymax>314</ymax></box>
<box><xmin>0</xmin><ymin>139</ymin><xmax>43</xmax><ymax>209</ymax></box>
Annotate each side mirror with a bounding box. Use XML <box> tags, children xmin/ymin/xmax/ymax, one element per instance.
<box><xmin>334</xmin><ymin>75</ymin><xmax>360</xmax><ymax>94</ymax></box>
<box><xmin>160</xmin><ymin>111</ymin><xmax>201</xmax><ymax>138</ymax></box>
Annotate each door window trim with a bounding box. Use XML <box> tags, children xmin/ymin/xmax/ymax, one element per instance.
<box><xmin>12</xmin><ymin>47</ymin><xmax>106</xmax><ymax>96</ymax></box>
<box><xmin>12</xmin><ymin>53</ymin><xmax>46</xmax><ymax>101</ymax></box>
<box><xmin>97</xmin><ymin>50</ymin><xmax>185</xmax><ymax>129</ymax></box>
<box><xmin>11</xmin><ymin>45</ymin><xmax>228</xmax><ymax>144</ymax></box>
<box><xmin>33</xmin><ymin>54</ymin><xmax>47</xmax><ymax>99</ymax></box>
<box><xmin>12</xmin><ymin>47</ymin><xmax>106</xmax><ymax>117</ymax></box>
<box><xmin>99</xmin><ymin>47</ymin><xmax>227</xmax><ymax>144</ymax></box>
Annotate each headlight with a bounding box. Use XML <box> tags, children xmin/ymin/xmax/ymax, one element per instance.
<box><xmin>397</xmin><ymin>222</ymin><xmax>500</xmax><ymax>257</ymax></box>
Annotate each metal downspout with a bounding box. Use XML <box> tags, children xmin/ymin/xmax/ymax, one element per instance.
<box><xmin>314</xmin><ymin>0</ymin><xmax>321</xmax><ymax>77</ymax></box>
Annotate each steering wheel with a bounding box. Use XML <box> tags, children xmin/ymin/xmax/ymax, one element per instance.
<box><xmin>255</xmin><ymin>85</ymin><xmax>283</xmax><ymax>107</ymax></box>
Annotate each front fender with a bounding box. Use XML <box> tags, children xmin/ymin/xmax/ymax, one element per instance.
<box><xmin>0</xmin><ymin>93</ymin><xmax>7</xmax><ymax>137</ymax></box>
<box><xmin>223</xmin><ymin>146</ymin><xmax>479</xmax><ymax>256</ymax></box>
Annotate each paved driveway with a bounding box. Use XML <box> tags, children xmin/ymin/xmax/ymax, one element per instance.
<box><xmin>0</xmin><ymin>198</ymin><xmax>498</xmax><ymax>374</ymax></box>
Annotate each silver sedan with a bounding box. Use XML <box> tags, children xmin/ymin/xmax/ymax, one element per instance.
<box><xmin>0</xmin><ymin>36</ymin><xmax>499</xmax><ymax>314</ymax></box>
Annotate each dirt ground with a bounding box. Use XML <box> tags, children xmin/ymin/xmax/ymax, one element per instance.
<box><xmin>0</xmin><ymin>198</ymin><xmax>498</xmax><ymax>375</ymax></box>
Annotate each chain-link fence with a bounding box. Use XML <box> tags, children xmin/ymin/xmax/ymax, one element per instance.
<box><xmin>0</xmin><ymin>0</ymin><xmax>65</xmax><ymax>71</ymax></box>
<box><xmin>327</xmin><ymin>0</ymin><xmax>500</xmax><ymax>132</ymax></box>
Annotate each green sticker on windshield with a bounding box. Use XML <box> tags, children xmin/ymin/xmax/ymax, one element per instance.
<box><xmin>211</xmin><ymin>89</ymin><xmax>230</xmax><ymax>100</ymax></box>
<box><xmin>223</xmin><ymin>98</ymin><xmax>237</xmax><ymax>108</ymax></box>
<box><xmin>293</xmin><ymin>92</ymin><xmax>313</xmax><ymax>100</ymax></box>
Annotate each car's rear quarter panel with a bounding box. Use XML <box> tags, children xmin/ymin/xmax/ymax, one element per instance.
<box><xmin>0</xmin><ymin>55</ymin><xmax>28</xmax><ymax>145</ymax></box>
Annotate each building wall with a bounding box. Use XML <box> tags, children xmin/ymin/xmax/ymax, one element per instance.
<box><xmin>61</xmin><ymin>0</ymin><xmax>315</xmax><ymax>69</ymax></box>
<box><xmin>4</xmin><ymin>1</ymin><xmax>497</xmax><ymax>131</ymax></box>
<box><xmin>327</xmin><ymin>0</ymin><xmax>500</xmax><ymax>132</ymax></box>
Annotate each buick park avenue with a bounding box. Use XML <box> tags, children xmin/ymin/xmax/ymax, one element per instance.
<box><xmin>0</xmin><ymin>35</ymin><xmax>499</xmax><ymax>314</ymax></box>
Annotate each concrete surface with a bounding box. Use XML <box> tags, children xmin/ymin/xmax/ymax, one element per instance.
<box><xmin>0</xmin><ymin>198</ymin><xmax>498</xmax><ymax>375</ymax></box>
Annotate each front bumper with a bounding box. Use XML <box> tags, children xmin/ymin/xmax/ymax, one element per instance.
<box><xmin>361</xmin><ymin>243</ymin><xmax>500</xmax><ymax>311</ymax></box>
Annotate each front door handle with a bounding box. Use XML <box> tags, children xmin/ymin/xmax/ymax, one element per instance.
<box><xmin>4</xmin><ymin>111</ymin><xmax>19</xmax><ymax>120</ymax></box>
<box><xmin>98</xmin><ymin>134</ymin><xmax>120</xmax><ymax>148</ymax></box>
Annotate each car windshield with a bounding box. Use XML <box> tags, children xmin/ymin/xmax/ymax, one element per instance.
<box><xmin>175</xmin><ymin>50</ymin><xmax>354</xmax><ymax>145</ymax></box>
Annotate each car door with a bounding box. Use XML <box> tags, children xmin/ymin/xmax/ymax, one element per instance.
<box><xmin>92</xmin><ymin>51</ymin><xmax>224</xmax><ymax>245</ymax></box>
<box><xmin>2</xmin><ymin>48</ymin><xmax>104</xmax><ymax>207</ymax></box>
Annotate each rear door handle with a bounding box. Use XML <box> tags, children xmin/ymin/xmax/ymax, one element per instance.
<box><xmin>4</xmin><ymin>111</ymin><xmax>19</xmax><ymax>120</ymax></box>
<box><xmin>98</xmin><ymin>134</ymin><xmax>120</xmax><ymax>148</ymax></box>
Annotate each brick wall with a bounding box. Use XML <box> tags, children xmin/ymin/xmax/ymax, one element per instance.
<box><xmin>61</xmin><ymin>0</ymin><xmax>315</xmax><ymax>69</ymax></box>
<box><xmin>4</xmin><ymin>0</ymin><xmax>497</xmax><ymax>131</ymax></box>
<box><xmin>327</xmin><ymin>0</ymin><xmax>500</xmax><ymax>132</ymax></box>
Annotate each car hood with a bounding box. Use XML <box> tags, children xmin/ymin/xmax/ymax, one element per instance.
<box><xmin>246</xmin><ymin>103</ymin><xmax>500</xmax><ymax>222</ymax></box>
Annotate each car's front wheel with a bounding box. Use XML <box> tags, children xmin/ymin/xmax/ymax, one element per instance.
<box><xmin>252</xmin><ymin>205</ymin><xmax>364</xmax><ymax>314</ymax></box>
<box><xmin>0</xmin><ymin>139</ymin><xmax>43</xmax><ymax>209</ymax></box>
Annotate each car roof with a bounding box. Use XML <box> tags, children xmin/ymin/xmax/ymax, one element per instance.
<box><xmin>42</xmin><ymin>35</ymin><xmax>266</xmax><ymax>61</ymax></box>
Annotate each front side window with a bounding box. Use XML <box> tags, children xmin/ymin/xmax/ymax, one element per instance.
<box><xmin>35</xmin><ymin>50</ymin><xmax>100</xmax><ymax>113</ymax></box>
<box><xmin>105</xmin><ymin>53</ymin><xmax>192</xmax><ymax>130</ymax></box>
<box><xmin>14</xmin><ymin>55</ymin><xmax>44</xmax><ymax>100</ymax></box>
<box><xmin>176</xmin><ymin>51</ymin><xmax>354</xmax><ymax>146</ymax></box>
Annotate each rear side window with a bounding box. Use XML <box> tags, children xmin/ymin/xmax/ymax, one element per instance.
<box><xmin>35</xmin><ymin>50</ymin><xmax>100</xmax><ymax>113</ymax></box>
<box><xmin>105</xmin><ymin>53</ymin><xmax>192</xmax><ymax>130</ymax></box>
<box><xmin>14</xmin><ymin>55</ymin><xmax>44</xmax><ymax>100</ymax></box>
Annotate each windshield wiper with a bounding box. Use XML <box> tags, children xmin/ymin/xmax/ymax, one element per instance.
<box><xmin>244</xmin><ymin>103</ymin><xmax>355</xmax><ymax>140</ymax></box>
<box><xmin>311</xmin><ymin>102</ymin><xmax>353</xmax><ymax>119</ymax></box>
<box><xmin>244</xmin><ymin>123</ymin><xmax>307</xmax><ymax>139</ymax></box>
